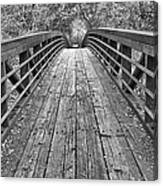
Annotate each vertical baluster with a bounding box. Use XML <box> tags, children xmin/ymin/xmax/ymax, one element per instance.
<box><xmin>33</xmin><ymin>44</ymin><xmax>41</xmax><ymax>77</ymax></box>
<box><xmin>1</xmin><ymin>60</ymin><xmax>8</xmax><ymax>127</ymax></box>
<box><xmin>145</xmin><ymin>55</ymin><xmax>158</xmax><ymax>130</ymax></box>
<box><xmin>121</xmin><ymin>44</ymin><xmax>132</xmax><ymax>91</ymax></box>
<box><xmin>110</xmin><ymin>40</ymin><xmax>118</xmax><ymax>76</ymax></box>
<box><xmin>47</xmin><ymin>38</ymin><xmax>53</xmax><ymax>59</ymax></box>
<box><xmin>99</xmin><ymin>36</ymin><xmax>104</xmax><ymax>63</ymax></box>
<box><xmin>116</xmin><ymin>43</ymin><xmax>121</xmax><ymax>73</ymax></box>
<box><xmin>103</xmin><ymin>37</ymin><xmax>108</xmax><ymax>66</ymax></box>
<box><xmin>145</xmin><ymin>53</ymin><xmax>158</xmax><ymax>179</ymax></box>
<box><xmin>19</xmin><ymin>50</ymin><xmax>30</xmax><ymax>92</ymax></box>
<box><xmin>42</xmin><ymin>40</ymin><xmax>48</xmax><ymax>67</ymax></box>
<box><xmin>129</xmin><ymin>53</ymin><xmax>145</xmax><ymax>90</ymax></box>
<box><xmin>29</xmin><ymin>49</ymin><xmax>37</xmax><ymax>77</ymax></box>
<box><xmin>94</xmin><ymin>35</ymin><xmax>101</xmax><ymax>60</ymax></box>
<box><xmin>105</xmin><ymin>38</ymin><xmax>110</xmax><ymax>66</ymax></box>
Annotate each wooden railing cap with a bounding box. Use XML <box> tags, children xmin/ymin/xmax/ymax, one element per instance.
<box><xmin>97</xmin><ymin>27</ymin><xmax>158</xmax><ymax>36</ymax></box>
<box><xmin>88</xmin><ymin>27</ymin><xmax>158</xmax><ymax>46</ymax></box>
<box><xmin>1</xmin><ymin>31</ymin><xmax>65</xmax><ymax>61</ymax></box>
<box><xmin>1</xmin><ymin>31</ymin><xmax>62</xmax><ymax>45</ymax></box>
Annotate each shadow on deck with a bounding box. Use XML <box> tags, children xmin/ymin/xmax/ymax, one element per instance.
<box><xmin>1</xmin><ymin>48</ymin><xmax>155</xmax><ymax>180</ymax></box>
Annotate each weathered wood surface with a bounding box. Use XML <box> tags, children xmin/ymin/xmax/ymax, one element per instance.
<box><xmin>1</xmin><ymin>48</ymin><xmax>155</xmax><ymax>180</ymax></box>
<box><xmin>1</xmin><ymin>31</ymin><xmax>63</xmax><ymax>61</ymax></box>
<box><xmin>87</xmin><ymin>28</ymin><xmax>157</xmax><ymax>56</ymax></box>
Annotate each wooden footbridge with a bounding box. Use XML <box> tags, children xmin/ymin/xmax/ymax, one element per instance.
<box><xmin>1</xmin><ymin>28</ymin><xmax>158</xmax><ymax>180</ymax></box>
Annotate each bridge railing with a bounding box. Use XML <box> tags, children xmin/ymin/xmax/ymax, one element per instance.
<box><xmin>1</xmin><ymin>31</ymin><xmax>67</xmax><ymax>134</ymax></box>
<box><xmin>82</xmin><ymin>28</ymin><xmax>158</xmax><ymax>137</ymax></box>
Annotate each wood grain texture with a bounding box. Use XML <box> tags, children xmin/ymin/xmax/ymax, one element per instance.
<box><xmin>14</xmin><ymin>50</ymin><xmax>68</xmax><ymax>177</ymax></box>
<box><xmin>1</xmin><ymin>48</ymin><xmax>155</xmax><ymax>180</ymax></box>
<box><xmin>1</xmin><ymin>32</ymin><xmax>63</xmax><ymax>61</ymax></box>
<box><xmin>45</xmin><ymin>49</ymin><xmax>76</xmax><ymax>178</ymax></box>
<box><xmin>86</xmin><ymin>49</ymin><xmax>154</xmax><ymax>180</ymax></box>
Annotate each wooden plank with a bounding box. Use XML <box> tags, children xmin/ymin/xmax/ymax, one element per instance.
<box><xmin>59</xmin><ymin>50</ymin><xmax>76</xmax><ymax>179</ymax></box>
<box><xmin>34</xmin><ymin>50</ymin><xmax>75</xmax><ymax>179</ymax></box>
<box><xmin>45</xmin><ymin>49</ymin><xmax>76</xmax><ymax>178</ymax></box>
<box><xmin>75</xmin><ymin>50</ymin><xmax>88</xmax><ymax>179</ymax></box>
<box><xmin>33</xmin><ymin>51</ymin><xmax>72</xmax><ymax>178</ymax></box>
<box><xmin>76</xmin><ymin>49</ymin><xmax>108</xmax><ymax>179</ymax></box>
<box><xmin>14</xmin><ymin>49</ymin><xmax>68</xmax><ymax>177</ymax></box>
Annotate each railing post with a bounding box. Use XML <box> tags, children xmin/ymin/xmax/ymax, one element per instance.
<box><xmin>145</xmin><ymin>54</ymin><xmax>158</xmax><ymax>179</ymax></box>
<box><xmin>47</xmin><ymin>39</ymin><xmax>53</xmax><ymax>58</ymax></box>
<box><xmin>98</xmin><ymin>35</ymin><xmax>103</xmax><ymax>61</ymax></box>
<box><xmin>1</xmin><ymin>61</ymin><xmax>8</xmax><ymax>127</ymax></box>
<box><xmin>110</xmin><ymin>40</ymin><xmax>118</xmax><ymax>76</ymax></box>
<box><xmin>19</xmin><ymin>50</ymin><xmax>30</xmax><ymax>92</ymax></box>
<box><xmin>33</xmin><ymin>44</ymin><xmax>41</xmax><ymax>76</ymax></box>
<box><xmin>103</xmin><ymin>37</ymin><xmax>109</xmax><ymax>66</ymax></box>
<box><xmin>28</xmin><ymin>49</ymin><xmax>37</xmax><ymax>77</ymax></box>
<box><xmin>145</xmin><ymin>55</ymin><xmax>158</xmax><ymax>130</ymax></box>
<box><xmin>128</xmin><ymin>54</ymin><xmax>145</xmax><ymax>90</ymax></box>
<box><xmin>42</xmin><ymin>40</ymin><xmax>48</xmax><ymax>67</ymax></box>
<box><xmin>121</xmin><ymin>44</ymin><xmax>132</xmax><ymax>91</ymax></box>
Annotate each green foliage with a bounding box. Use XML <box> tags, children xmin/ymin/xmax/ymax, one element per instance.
<box><xmin>1</xmin><ymin>1</ymin><xmax>158</xmax><ymax>41</ymax></box>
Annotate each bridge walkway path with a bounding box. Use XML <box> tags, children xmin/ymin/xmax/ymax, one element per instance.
<box><xmin>1</xmin><ymin>48</ymin><xmax>154</xmax><ymax>180</ymax></box>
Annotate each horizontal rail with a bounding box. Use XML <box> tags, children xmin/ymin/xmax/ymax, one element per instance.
<box><xmin>90</xmin><ymin>27</ymin><xmax>158</xmax><ymax>45</ymax></box>
<box><xmin>87</xmin><ymin>28</ymin><xmax>157</xmax><ymax>56</ymax></box>
<box><xmin>88</xmin><ymin>36</ymin><xmax>157</xmax><ymax>78</ymax></box>
<box><xmin>1</xmin><ymin>31</ymin><xmax>67</xmax><ymax>129</ymax></box>
<box><xmin>88</xmin><ymin>40</ymin><xmax>156</xmax><ymax>100</ymax></box>
<box><xmin>1</xmin><ymin>43</ymin><xmax>64</xmax><ymax>125</ymax></box>
<box><xmin>83</xmin><ymin>28</ymin><xmax>158</xmax><ymax>137</ymax></box>
<box><xmin>1</xmin><ymin>47</ymin><xmax>64</xmax><ymax>142</ymax></box>
<box><xmin>1</xmin><ymin>38</ymin><xmax>64</xmax><ymax>84</ymax></box>
<box><xmin>87</xmin><ymin>43</ymin><xmax>154</xmax><ymax>137</ymax></box>
<box><xmin>1</xmin><ymin>31</ymin><xmax>64</xmax><ymax>61</ymax></box>
<box><xmin>1</xmin><ymin>41</ymin><xmax>64</xmax><ymax>105</ymax></box>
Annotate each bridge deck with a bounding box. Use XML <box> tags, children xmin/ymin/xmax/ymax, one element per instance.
<box><xmin>1</xmin><ymin>48</ymin><xmax>155</xmax><ymax>180</ymax></box>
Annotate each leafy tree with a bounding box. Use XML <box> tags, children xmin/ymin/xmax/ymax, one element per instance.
<box><xmin>1</xmin><ymin>1</ymin><xmax>158</xmax><ymax>41</ymax></box>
